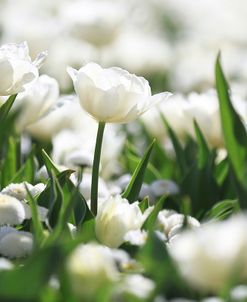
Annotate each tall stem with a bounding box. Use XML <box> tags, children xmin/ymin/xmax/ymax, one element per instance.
<box><xmin>91</xmin><ymin>122</ymin><xmax>105</xmax><ymax>216</ymax></box>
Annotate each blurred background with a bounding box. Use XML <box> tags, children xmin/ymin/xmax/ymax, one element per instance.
<box><xmin>1</xmin><ymin>0</ymin><xmax>247</xmax><ymax>95</ymax></box>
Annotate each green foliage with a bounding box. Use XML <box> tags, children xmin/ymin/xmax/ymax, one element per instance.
<box><xmin>0</xmin><ymin>245</ymin><xmax>63</xmax><ymax>301</ymax></box>
<box><xmin>215</xmin><ymin>55</ymin><xmax>247</xmax><ymax>207</ymax></box>
<box><xmin>122</xmin><ymin>139</ymin><xmax>155</xmax><ymax>202</ymax></box>
<box><xmin>0</xmin><ymin>55</ymin><xmax>247</xmax><ymax>302</ymax></box>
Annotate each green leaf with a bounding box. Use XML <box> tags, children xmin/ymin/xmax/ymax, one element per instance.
<box><xmin>161</xmin><ymin>115</ymin><xmax>187</xmax><ymax>176</ymax></box>
<box><xmin>194</xmin><ymin>120</ymin><xmax>210</xmax><ymax>169</ymax></box>
<box><xmin>25</xmin><ymin>184</ymin><xmax>44</xmax><ymax>248</ymax></box>
<box><xmin>206</xmin><ymin>199</ymin><xmax>240</xmax><ymax>221</ymax></box>
<box><xmin>47</xmin><ymin>172</ymin><xmax>64</xmax><ymax>229</ymax></box>
<box><xmin>0</xmin><ymin>245</ymin><xmax>63</xmax><ymax>301</ymax></box>
<box><xmin>138</xmin><ymin>232</ymin><xmax>186</xmax><ymax>296</ymax></box>
<box><xmin>41</xmin><ymin>149</ymin><xmax>60</xmax><ymax>177</ymax></box>
<box><xmin>215</xmin><ymin>54</ymin><xmax>247</xmax><ymax>205</ymax></box>
<box><xmin>0</xmin><ymin>94</ymin><xmax>17</xmax><ymax>124</ymax></box>
<box><xmin>0</xmin><ymin>136</ymin><xmax>19</xmax><ymax>188</ymax></box>
<box><xmin>214</xmin><ymin>157</ymin><xmax>229</xmax><ymax>186</ymax></box>
<box><xmin>11</xmin><ymin>149</ymin><xmax>36</xmax><ymax>183</ymax></box>
<box><xmin>139</xmin><ymin>196</ymin><xmax>150</xmax><ymax>213</ymax></box>
<box><xmin>142</xmin><ymin>195</ymin><xmax>166</xmax><ymax>230</ymax></box>
<box><xmin>122</xmin><ymin>139</ymin><xmax>155</xmax><ymax>202</ymax></box>
<box><xmin>77</xmin><ymin>218</ymin><xmax>96</xmax><ymax>242</ymax></box>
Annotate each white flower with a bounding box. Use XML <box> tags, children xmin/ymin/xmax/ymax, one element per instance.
<box><xmin>115</xmin><ymin>274</ymin><xmax>155</xmax><ymax>300</ymax></box>
<box><xmin>0</xmin><ymin>257</ymin><xmax>14</xmax><ymax>270</ymax></box>
<box><xmin>183</xmin><ymin>90</ymin><xmax>223</xmax><ymax>148</ymax></box>
<box><xmin>103</xmin><ymin>28</ymin><xmax>171</xmax><ymax>75</ymax></box>
<box><xmin>157</xmin><ymin>210</ymin><xmax>200</xmax><ymax>241</ymax></box>
<box><xmin>150</xmin><ymin>179</ymin><xmax>180</xmax><ymax>197</ymax></box>
<box><xmin>201</xmin><ymin>298</ymin><xmax>224</xmax><ymax>302</ymax></box>
<box><xmin>70</xmin><ymin>172</ymin><xmax>110</xmax><ymax>202</ymax></box>
<box><xmin>0</xmin><ymin>41</ymin><xmax>47</xmax><ymax>96</ymax></box>
<box><xmin>124</xmin><ymin>229</ymin><xmax>148</xmax><ymax>246</ymax></box>
<box><xmin>1</xmin><ymin>183</ymin><xmax>47</xmax><ymax>222</ymax></box>
<box><xmin>0</xmin><ymin>231</ymin><xmax>33</xmax><ymax>258</ymax></box>
<box><xmin>43</xmin><ymin>37</ymin><xmax>97</xmax><ymax>92</ymax></box>
<box><xmin>23</xmin><ymin>204</ymin><xmax>48</xmax><ymax>222</ymax></box>
<box><xmin>231</xmin><ymin>285</ymin><xmax>247</xmax><ymax>301</ymax></box>
<box><xmin>0</xmin><ymin>194</ymin><xmax>26</xmax><ymax>225</ymax></box>
<box><xmin>1</xmin><ymin>182</ymin><xmax>45</xmax><ymax>200</ymax></box>
<box><xmin>27</xmin><ymin>95</ymin><xmax>81</xmax><ymax>140</ymax></box>
<box><xmin>95</xmin><ymin>195</ymin><xmax>153</xmax><ymax>248</ymax></box>
<box><xmin>13</xmin><ymin>75</ymin><xmax>59</xmax><ymax>131</ymax></box>
<box><xmin>0</xmin><ymin>226</ymin><xmax>17</xmax><ymax>241</ymax></box>
<box><xmin>66</xmin><ymin>242</ymin><xmax>118</xmax><ymax>298</ymax></box>
<box><xmin>169</xmin><ymin>214</ymin><xmax>247</xmax><ymax>292</ymax></box>
<box><xmin>67</xmin><ymin>62</ymin><xmax>171</xmax><ymax>123</ymax></box>
<box><xmin>141</xmin><ymin>94</ymin><xmax>187</xmax><ymax>143</ymax></box>
<box><xmin>60</xmin><ymin>1</ymin><xmax>125</xmax><ymax>46</ymax></box>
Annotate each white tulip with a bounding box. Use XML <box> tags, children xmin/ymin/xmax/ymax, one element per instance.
<box><xmin>67</xmin><ymin>62</ymin><xmax>171</xmax><ymax>123</ymax></box>
<box><xmin>141</xmin><ymin>94</ymin><xmax>187</xmax><ymax>143</ymax></box>
<box><xmin>231</xmin><ymin>285</ymin><xmax>247</xmax><ymax>301</ymax></box>
<box><xmin>95</xmin><ymin>195</ymin><xmax>153</xmax><ymax>248</ymax></box>
<box><xmin>60</xmin><ymin>1</ymin><xmax>125</xmax><ymax>46</ymax></box>
<box><xmin>0</xmin><ymin>226</ymin><xmax>17</xmax><ymax>241</ymax></box>
<box><xmin>124</xmin><ymin>229</ymin><xmax>148</xmax><ymax>246</ymax></box>
<box><xmin>66</xmin><ymin>242</ymin><xmax>118</xmax><ymax>299</ymax></box>
<box><xmin>0</xmin><ymin>231</ymin><xmax>33</xmax><ymax>258</ymax></box>
<box><xmin>13</xmin><ymin>75</ymin><xmax>59</xmax><ymax>131</ymax></box>
<box><xmin>169</xmin><ymin>214</ymin><xmax>247</xmax><ymax>292</ymax></box>
<box><xmin>0</xmin><ymin>257</ymin><xmax>14</xmax><ymax>270</ymax></box>
<box><xmin>114</xmin><ymin>274</ymin><xmax>155</xmax><ymax>300</ymax></box>
<box><xmin>157</xmin><ymin>210</ymin><xmax>200</xmax><ymax>241</ymax></box>
<box><xmin>1</xmin><ymin>182</ymin><xmax>45</xmax><ymax>200</ymax></box>
<box><xmin>27</xmin><ymin>95</ymin><xmax>81</xmax><ymax>140</ymax></box>
<box><xmin>0</xmin><ymin>194</ymin><xmax>26</xmax><ymax>225</ymax></box>
<box><xmin>0</xmin><ymin>41</ymin><xmax>47</xmax><ymax>96</ymax></box>
<box><xmin>103</xmin><ymin>28</ymin><xmax>171</xmax><ymax>75</ymax></box>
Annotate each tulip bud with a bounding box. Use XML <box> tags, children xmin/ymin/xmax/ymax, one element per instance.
<box><xmin>95</xmin><ymin>195</ymin><xmax>153</xmax><ymax>248</ymax></box>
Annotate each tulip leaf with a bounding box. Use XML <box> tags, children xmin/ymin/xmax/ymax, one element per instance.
<box><xmin>206</xmin><ymin>199</ymin><xmax>239</xmax><ymax>221</ymax></box>
<box><xmin>194</xmin><ymin>120</ymin><xmax>210</xmax><ymax>169</ymax></box>
<box><xmin>215</xmin><ymin>54</ymin><xmax>247</xmax><ymax>205</ymax></box>
<box><xmin>122</xmin><ymin>139</ymin><xmax>155</xmax><ymax>202</ymax></box>
<box><xmin>11</xmin><ymin>148</ymin><xmax>36</xmax><ymax>183</ymax></box>
<box><xmin>0</xmin><ymin>94</ymin><xmax>17</xmax><ymax>124</ymax></box>
<box><xmin>214</xmin><ymin>157</ymin><xmax>229</xmax><ymax>186</ymax></box>
<box><xmin>139</xmin><ymin>196</ymin><xmax>150</xmax><ymax>213</ymax></box>
<box><xmin>142</xmin><ymin>195</ymin><xmax>166</xmax><ymax>230</ymax></box>
<box><xmin>25</xmin><ymin>184</ymin><xmax>44</xmax><ymax>248</ymax></box>
<box><xmin>41</xmin><ymin>149</ymin><xmax>60</xmax><ymax>177</ymax></box>
<box><xmin>0</xmin><ymin>245</ymin><xmax>63</xmax><ymax>301</ymax></box>
<box><xmin>161</xmin><ymin>115</ymin><xmax>188</xmax><ymax>176</ymax></box>
<box><xmin>138</xmin><ymin>232</ymin><xmax>185</xmax><ymax>293</ymax></box>
<box><xmin>0</xmin><ymin>136</ymin><xmax>19</xmax><ymax>188</ymax></box>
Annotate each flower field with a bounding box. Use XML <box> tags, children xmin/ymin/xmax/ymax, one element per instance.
<box><xmin>0</xmin><ymin>1</ymin><xmax>246</xmax><ymax>302</ymax></box>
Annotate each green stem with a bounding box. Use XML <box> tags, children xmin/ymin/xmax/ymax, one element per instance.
<box><xmin>91</xmin><ymin>122</ymin><xmax>105</xmax><ymax>216</ymax></box>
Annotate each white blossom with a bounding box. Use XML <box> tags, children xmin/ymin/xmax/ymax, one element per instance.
<box><xmin>0</xmin><ymin>231</ymin><xmax>33</xmax><ymax>258</ymax></box>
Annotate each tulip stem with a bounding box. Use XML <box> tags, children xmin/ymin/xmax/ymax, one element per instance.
<box><xmin>91</xmin><ymin>122</ymin><xmax>105</xmax><ymax>216</ymax></box>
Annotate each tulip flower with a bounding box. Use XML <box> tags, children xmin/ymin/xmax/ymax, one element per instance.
<box><xmin>66</xmin><ymin>242</ymin><xmax>118</xmax><ymax>299</ymax></box>
<box><xmin>67</xmin><ymin>62</ymin><xmax>171</xmax><ymax>124</ymax></box>
<box><xmin>95</xmin><ymin>195</ymin><xmax>153</xmax><ymax>248</ymax></box>
<box><xmin>0</xmin><ymin>41</ymin><xmax>47</xmax><ymax>96</ymax></box>
<box><xmin>68</xmin><ymin>62</ymin><xmax>171</xmax><ymax>215</ymax></box>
